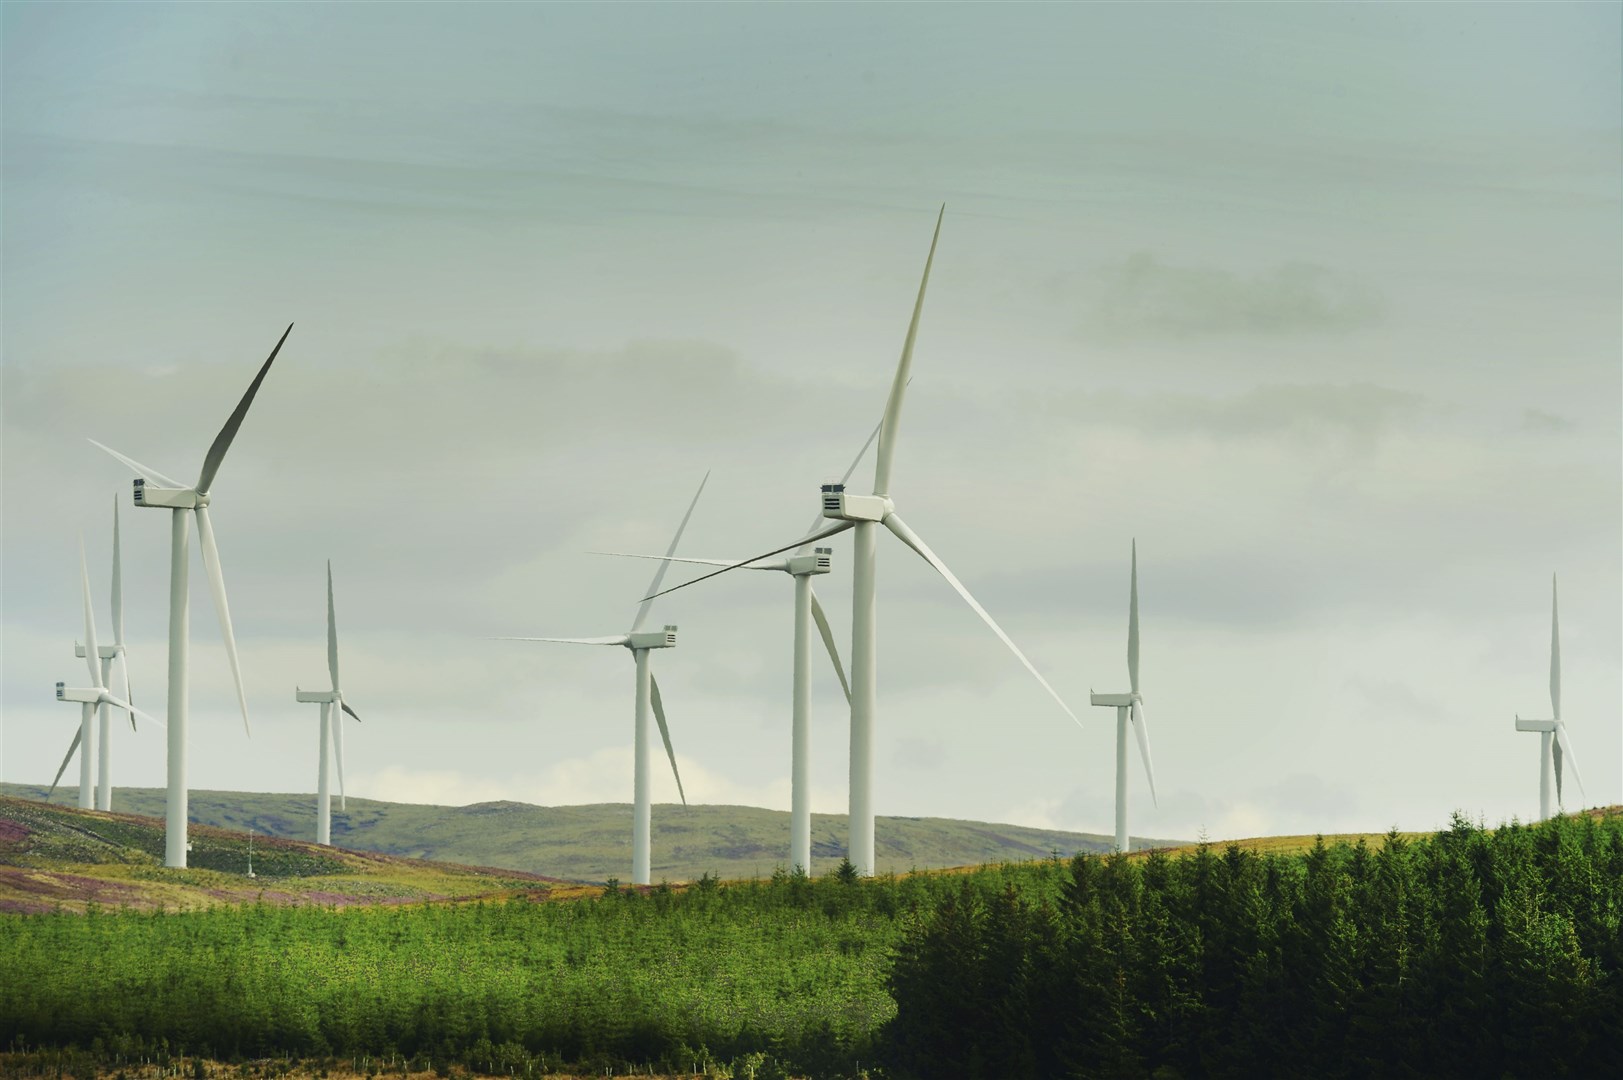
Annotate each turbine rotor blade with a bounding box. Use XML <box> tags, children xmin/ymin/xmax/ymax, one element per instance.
<box><xmin>333</xmin><ymin>697</ymin><xmax>347</xmax><ymax>807</ymax></box>
<box><xmin>48</xmin><ymin>729</ymin><xmax>83</xmax><ymax>801</ymax></box>
<box><xmin>195</xmin><ymin>506</ymin><xmax>250</xmax><ymax>735</ymax></box>
<box><xmin>121</xmin><ymin>651</ymin><xmax>136</xmax><ymax>730</ymax></box>
<box><xmin>632</xmin><ymin>471</ymin><xmax>710</xmax><ymax>632</ymax></box>
<box><xmin>594</xmin><ymin>551</ymin><xmax>776</xmax><ymax>570</ymax></box>
<box><xmin>103</xmin><ymin>695</ymin><xmax>163</xmax><ymax>730</ymax></box>
<box><xmin>88</xmin><ymin>439</ymin><xmax>184</xmax><ymax>489</ymax></box>
<box><xmin>80</xmin><ymin>540</ymin><xmax>104</xmax><ymax>689</ymax></box>
<box><xmin>197</xmin><ymin>322</ymin><xmax>293</xmax><ymax>494</ymax></box>
<box><xmin>1553</xmin><ymin>722</ymin><xmax>1586</xmax><ymax>806</ymax></box>
<box><xmin>648</xmin><ymin>671</ymin><xmax>687</xmax><ymax>806</ymax></box>
<box><xmin>494</xmin><ymin>635</ymin><xmax>630</xmax><ymax>646</ymax></box>
<box><xmin>643</xmin><ymin>521</ymin><xmax>856</xmax><ymax>603</ymax></box>
<box><xmin>1549</xmin><ymin>574</ymin><xmax>1560</xmax><ymax>722</ymax></box>
<box><xmin>341</xmin><ymin>701</ymin><xmax>362</xmax><ymax>723</ymax></box>
<box><xmin>1128</xmin><ymin>539</ymin><xmax>1140</xmax><ymax>695</ymax></box>
<box><xmin>873</xmin><ymin>205</ymin><xmax>945</xmax><ymax>497</ymax></box>
<box><xmin>1131</xmin><ymin>699</ymin><xmax>1158</xmax><ymax>806</ymax></box>
<box><xmin>1552</xmin><ymin>730</ymin><xmax>1564</xmax><ymax>807</ymax></box>
<box><xmin>327</xmin><ymin>560</ymin><xmax>340</xmax><ymax>695</ymax></box>
<box><xmin>883</xmin><ymin>512</ymin><xmax>1081</xmax><ymax>729</ymax></box>
<box><xmin>809</xmin><ymin>585</ymin><xmax>852</xmax><ymax>703</ymax></box>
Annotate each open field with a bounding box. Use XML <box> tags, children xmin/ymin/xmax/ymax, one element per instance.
<box><xmin>0</xmin><ymin>783</ymin><xmax>1186</xmax><ymax>882</ymax></box>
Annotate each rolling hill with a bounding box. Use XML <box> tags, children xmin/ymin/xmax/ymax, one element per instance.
<box><xmin>0</xmin><ymin>782</ymin><xmax>1186</xmax><ymax>882</ymax></box>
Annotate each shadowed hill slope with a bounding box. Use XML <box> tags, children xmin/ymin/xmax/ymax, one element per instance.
<box><xmin>1</xmin><ymin>783</ymin><xmax>1185</xmax><ymax>882</ymax></box>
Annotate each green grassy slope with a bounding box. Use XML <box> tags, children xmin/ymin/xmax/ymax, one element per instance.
<box><xmin>0</xmin><ymin>782</ymin><xmax>1185</xmax><ymax>882</ymax></box>
<box><xmin>0</xmin><ymin>796</ymin><xmax>583</xmax><ymax>913</ymax></box>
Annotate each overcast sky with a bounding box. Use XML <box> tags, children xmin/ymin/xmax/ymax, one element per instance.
<box><xmin>4</xmin><ymin>2</ymin><xmax>1619</xmax><ymax>845</ymax></box>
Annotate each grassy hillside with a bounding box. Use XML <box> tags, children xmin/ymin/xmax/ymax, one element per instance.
<box><xmin>0</xmin><ymin>796</ymin><xmax>583</xmax><ymax>913</ymax></box>
<box><xmin>0</xmin><ymin>782</ymin><xmax>1185</xmax><ymax>882</ymax></box>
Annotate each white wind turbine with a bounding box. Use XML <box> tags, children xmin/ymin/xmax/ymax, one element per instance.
<box><xmin>500</xmin><ymin>473</ymin><xmax>709</xmax><ymax>886</ymax></box>
<box><xmin>597</xmin><ymin>423</ymin><xmax>891</xmax><ymax>873</ymax></box>
<box><xmin>646</xmin><ymin>208</ymin><xmax>1080</xmax><ymax>876</ymax></box>
<box><xmin>296</xmin><ymin>561</ymin><xmax>362</xmax><ymax>846</ymax></box>
<box><xmin>51</xmin><ymin>540</ymin><xmax>161</xmax><ymax>806</ymax></box>
<box><xmin>1089</xmin><ymin>541</ymin><xmax>1157</xmax><ymax>853</ymax></box>
<box><xmin>70</xmin><ymin>498</ymin><xmax>137</xmax><ymax>811</ymax></box>
<box><xmin>91</xmin><ymin>323</ymin><xmax>293</xmax><ymax>867</ymax></box>
<box><xmin>1515</xmin><ymin>574</ymin><xmax>1586</xmax><ymax>820</ymax></box>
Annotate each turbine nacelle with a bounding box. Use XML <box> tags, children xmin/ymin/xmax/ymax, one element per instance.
<box><xmin>56</xmin><ymin>683</ymin><xmax>102</xmax><ymax>705</ymax></box>
<box><xmin>295</xmin><ymin>688</ymin><xmax>340</xmax><ymax>704</ymax></box>
<box><xmin>786</xmin><ymin>548</ymin><xmax>834</xmax><ymax>576</ymax></box>
<box><xmin>1090</xmin><ymin>691</ymin><xmax>1139</xmax><ymax>708</ymax></box>
<box><xmin>74</xmin><ymin>643</ymin><xmax>120</xmax><ymax>661</ymax></box>
<box><xmin>820</xmin><ymin>484</ymin><xmax>890</xmax><ymax>522</ymax></box>
<box><xmin>1515</xmin><ymin>716</ymin><xmax>1556</xmax><ymax>733</ymax></box>
<box><xmin>131</xmin><ymin>479</ymin><xmax>210</xmax><ymax>509</ymax></box>
<box><xmin>627</xmin><ymin>625</ymin><xmax>678</xmax><ymax>650</ymax></box>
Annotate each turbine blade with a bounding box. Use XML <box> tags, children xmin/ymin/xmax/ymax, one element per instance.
<box><xmin>1128</xmin><ymin>540</ymin><xmax>1140</xmax><ymax>695</ymax></box>
<box><xmin>632</xmin><ymin>471</ymin><xmax>710</xmax><ymax>632</ymax></box>
<box><xmin>1549</xmin><ymin>574</ymin><xmax>1560</xmax><ymax>722</ymax></box>
<box><xmin>494</xmin><ymin>635</ymin><xmax>630</xmax><ymax>645</ymax></box>
<box><xmin>112</xmin><ymin>498</ymin><xmax>124</xmax><ymax>647</ymax></box>
<box><xmin>873</xmin><ymin>205</ymin><xmax>944</xmax><ymax>497</ymax></box>
<box><xmin>643</xmin><ymin>520</ymin><xmax>856</xmax><ymax>603</ymax></box>
<box><xmin>327</xmin><ymin>560</ymin><xmax>340</xmax><ymax>695</ymax></box>
<box><xmin>121</xmin><ymin>651</ymin><xmax>136</xmax><ymax>730</ymax></box>
<box><xmin>1552</xmin><ymin>730</ymin><xmax>1564</xmax><ymax>807</ymax></box>
<box><xmin>1553</xmin><ymin>722</ymin><xmax>1587</xmax><ymax>806</ymax></box>
<box><xmin>48</xmin><ymin>729</ymin><xmax>83</xmax><ymax>801</ymax></box>
<box><xmin>196</xmin><ymin>323</ymin><xmax>292</xmax><ymax>494</ymax></box>
<box><xmin>1131</xmin><ymin>699</ymin><xmax>1158</xmax><ymax>806</ymax></box>
<box><xmin>883</xmin><ymin>512</ymin><xmax>1081</xmax><ymax>729</ymax></box>
<box><xmin>809</xmin><ymin>585</ymin><xmax>852</xmax><ymax>703</ymax></box>
<box><xmin>333</xmin><ymin>697</ymin><xmax>347</xmax><ymax>808</ymax></box>
<box><xmin>195</xmin><ymin>506</ymin><xmax>250</xmax><ymax>735</ymax></box>
<box><xmin>593</xmin><ymin>551</ymin><xmax>772</xmax><ymax>570</ymax></box>
<box><xmin>341</xmin><ymin>700</ymin><xmax>362</xmax><ymax>723</ymax></box>
<box><xmin>103</xmin><ymin>695</ymin><xmax>164</xmax><ymax>730</ymax></box>
<box><xmin>87</xmin><ymin>439</ymin><xmax>184</xmax><ymax>489</ymax></box>
<box><xmin>648</xmin><ymin>671</ymin><xmax>687</xmax><ymax>806</ymax></box>
<box><xmin>80</xmin><ymin>539</ymin><xmax>104</xmax><ymax>689</ymax></box>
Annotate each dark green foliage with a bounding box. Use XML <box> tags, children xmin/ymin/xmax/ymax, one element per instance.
<box><xmin>3</xmin><ymin>813</ymin><xmax>1620</xmax><ymax>1078</ymax></box>
<box><xmin>885</xmin><ymin>813</ymin><xmax>1623</xmax><ymax>1078</ymax></box>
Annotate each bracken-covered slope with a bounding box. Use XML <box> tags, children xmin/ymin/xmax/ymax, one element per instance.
<box><xmin>0</xmin><ymin>796</ymin><xmax>585</xmax><ymax>914</ymax></box>
<box><xmin>0</xmin><ymin>782</ymin><xmax>1186</xmax><ymax>882</ymax></box>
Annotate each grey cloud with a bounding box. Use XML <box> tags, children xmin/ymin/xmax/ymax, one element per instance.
<box><xmin>1038</xmin><ymin>382</ymin><xmax>1429</xmax><ymax>441</ymax></box>
<box><xmin>1521</xmin><ymin>408</ymin><xmax>1574</xmax><ymax>433</ymax></box>
<box><xmin>1077</xmin><ymin>253</ymin><xmax>1383</xmax><ymax>341</ymax></box>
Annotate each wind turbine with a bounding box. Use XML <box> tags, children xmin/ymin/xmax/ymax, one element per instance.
<box><xmin>1089</xmin><ymin>541</ymin><xmax>1157</xmax><ymax>853</ymax></box>
<box><xmin>596</xmin><ymin>424</ymin><xmax>891</xmax><ymax>873</ymax></box>
<box><xmin>296</xmin><ymin>561</ymin><xmax>362</xmax><ymax>846</ymax></box>
<box><xmin>51</xmin><ymin>540</ymin><xmax>160</xmax><ymax>805</ymax></box>
<box><xmin>72</xmin><ymin>498</ymin><xmax>136</xmax><ymax>811</ymax></box>
<box><xmin>646</xmin><ymin>208</ymin><xmax>1080</xmax><ymax>876</ymax></box>
<box><xmin>1515</xmin><ymin>574</ymin><xmax>1586</xmax><ymax>820</ymax></box>
<box><xmin>90</xmin><ymin>323</ymin><xmax>293</xmax><ymax>867</ymax></box>
<box><xmin>500</xmin><ymin>473</ymin><xmax>709</xmax><ymax>886</ymax></box>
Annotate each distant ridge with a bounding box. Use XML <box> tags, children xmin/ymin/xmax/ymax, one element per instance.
<box><xmin>0</xmin><ymin>783</ymin><xmax>1187</xmax><ymax>883</ymax></box>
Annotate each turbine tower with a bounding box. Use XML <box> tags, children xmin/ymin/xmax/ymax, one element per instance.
<box><xmin>91</xmin><ymin>324</ymin><xmax>293</xmax><ymax>867</ymax></box>
<box><xmin>500</xmin><ymin>473</ymin><xmax>709</xmax><ymax>886</ymax></box>
<box><xmin>296</xmin><ymin>561</ymin><xmax>362</xmax><ymax>846</ymax></box>
<box><xmin>1515</xmin><ymin>574</ymin><xmax>1586</xmax><ymax>820</ymax></box>
<box><xmin>73</xmin><ymin>498</ymin><xmax>136</xmax><ymax>811</ymax></box>
<box><xmin>1089</xmin><ymin>541</ymin><xmax>1158</xmax><ymax>853</ymax></box>
<box><xmin>647</xmin><ymin>209</ymin><xmax>1079</xmax><ymax>876</ymax></box>
<box><xmin>51</xmin><ymin>540</ymin><xmax>159</xmax><ymax>804</ymax></box>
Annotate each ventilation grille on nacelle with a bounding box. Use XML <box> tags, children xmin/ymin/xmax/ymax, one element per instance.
<box><xmin>817</xmin><ymin>556</ymin><xmax>831</xmax><ymax>569</ymax></box>
<box><xmin>133</xmin><ymin>479</ymin><xmax>145</xmax><ymax>505</ymax></box>
<box><xmin>823</xmin><ymin>495</ymin><xmax>841</xmax><ymax>512</ymax></box>
<box><xmin>55</xmin><ymin>682</ymin><xmax>65</xmax><ymax>700</ymax></box>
